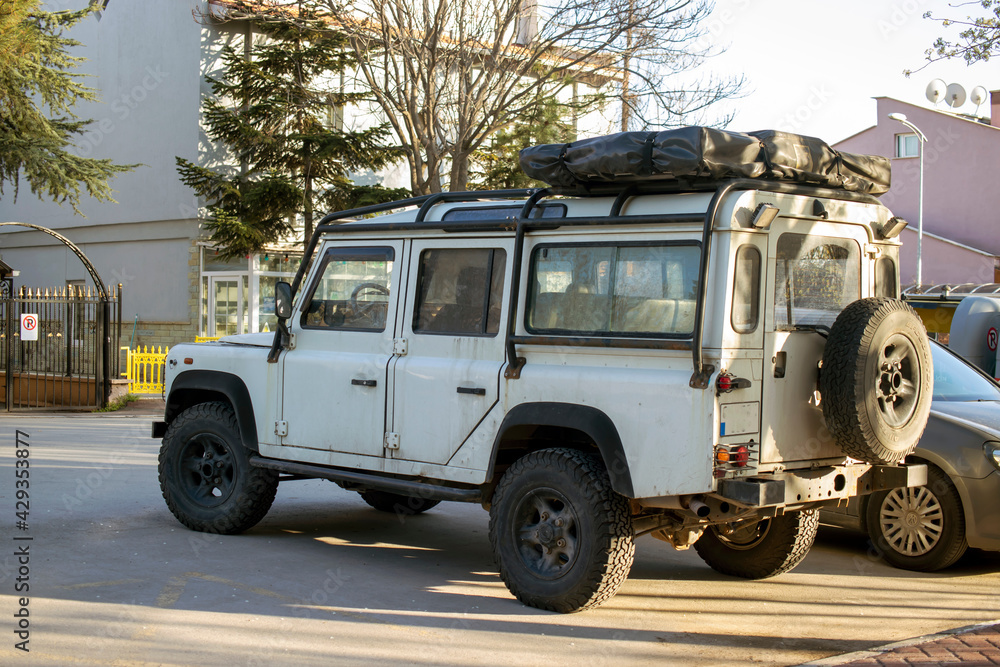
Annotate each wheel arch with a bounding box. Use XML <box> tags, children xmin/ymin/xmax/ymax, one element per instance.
<box><xmin>486</xmin><ymin>402</ymin><xmax>635</xmax><ymax>498</ymax></box>
<box><xmin>161</xmin><ymin>370</ymin><xmax>259</xmax><ymax>452</ymax></box>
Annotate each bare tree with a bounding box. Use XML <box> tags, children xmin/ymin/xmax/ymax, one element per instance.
<box><xmin>314</xmin><ymin>0</ymin><xmax>742</xmax><ymax>194</ymax></box>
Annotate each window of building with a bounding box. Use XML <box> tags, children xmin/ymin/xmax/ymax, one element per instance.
<box><xmin>895</xmin><ymin>133</ymin><xmax>919</xmax><ymax>158</ymax></box>
<box><xmin>527</xmin><ymin>243</ymin><xmax>700</xmax><ymax>337</ymax></box>
<box><xmin>300</xmin><ymin>247</ymin><xmax>394</xmax><ymax>331</ymax></box>
<box><xmin>413</xmin><ymin>248</ymin><xmax>507</xmax><ymax>335</ymax></box>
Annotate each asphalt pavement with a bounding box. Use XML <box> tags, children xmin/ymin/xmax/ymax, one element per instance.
<box><xmin>1</xmin><ymin>402</ymin><xmax>998</xmax><ymax>666</ymax></box>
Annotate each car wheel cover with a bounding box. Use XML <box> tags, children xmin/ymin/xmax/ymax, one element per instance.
<box><xmin>878</xmin><ymin>486</ymin><xmax>944</xmax><ymax>557</ymax></box>
<box><xmin>177</xmin><ymin>432</ymin><xmax>237</xmax><ymax>508</ymax></box>
<box><xmin>512</xmin><ymin>487</ymin><xmax>580</xmax><ymax>580</ymax></box>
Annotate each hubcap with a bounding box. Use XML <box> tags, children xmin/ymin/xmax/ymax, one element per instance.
<box><xmin>879</xmin><ymin>486</ymin><xmax>943</xmax><ymax>557</ymax></box>
<box><xmin>512</xmin><ymin>489</ymin><xmax>579</xmax><ymax>580</ymax></box>
<box><xmin>178</xmin><ymin>433</ymin><xmax>236</xmax><ymax>508</ymax></box>
<box><xmin>875</xmin><ymin>334</ymin><xmax>920</xmax><ymax>427</ymax></box>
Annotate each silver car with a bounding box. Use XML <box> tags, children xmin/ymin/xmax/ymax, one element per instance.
<box><xmin>823</xmin><ymin>340</ymin><xmax>1000</xmax><ymax>570</ymax></box>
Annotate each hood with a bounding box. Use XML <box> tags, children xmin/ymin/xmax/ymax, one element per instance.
<box><xmin>930</xmin><ymin>400</ymin><xmax>1000</xmax><ymax>439</ymax></box>
<box><xmin>217</xmin><ymin>332</ymin><xmax>274</xmax><ymax>348</ymax></box>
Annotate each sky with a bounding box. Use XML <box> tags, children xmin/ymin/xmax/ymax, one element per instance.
<box><xmin>690</xmin><ymin>0</ymin><xmax>997</xmax><ymax>143</ymax></box>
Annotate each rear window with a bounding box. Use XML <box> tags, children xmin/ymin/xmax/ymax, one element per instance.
<box><xmin>527</xmin><ymin>243</ymin><xmax>700</xmax><ymax>337</ymax></box>
<box><xmin>774</xmin><ymin>233</ymin><xmax>860</xmax><ymax>329</ymax></box>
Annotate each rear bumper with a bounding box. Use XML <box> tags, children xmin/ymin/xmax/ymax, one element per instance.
<box><xmin>717</xmin><ymin>463</ymin><xmax>928</xmax><ymax>508</ymax></box>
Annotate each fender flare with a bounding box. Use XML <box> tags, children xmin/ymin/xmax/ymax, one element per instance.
<box><xmin>488</xmin><ymin>402</ymin><xmax>635</xmax><ymax>498</ymax></box>
<box><xmin>161</xmin><ymin>370</ymin><xmax>259</xmax><ymax>451</ymax></box>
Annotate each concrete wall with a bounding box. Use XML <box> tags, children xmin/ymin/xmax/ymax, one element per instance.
<box><xmin>835</xmin><ymin>97</ymin><xmax>1000</xmax><ymax>286</ymax></box>
<box><xmin>897</xmin><ymin>226</ymin><xmax>996</xmax><ymax>287</ymax></box>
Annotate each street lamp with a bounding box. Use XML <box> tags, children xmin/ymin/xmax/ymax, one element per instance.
<box><xmin>888</xmin><ymin>112</ymin><xmax>927</xmax><ymax>288</ymax></box>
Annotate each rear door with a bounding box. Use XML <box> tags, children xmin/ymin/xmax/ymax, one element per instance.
<box><xmin>389</xmin><ymin>238</ymin><xmax>512</xmax><ymax>465</ymax></box>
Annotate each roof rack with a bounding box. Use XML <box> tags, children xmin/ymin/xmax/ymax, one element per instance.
<box><xmin>903</xmin><ymin>284</ymin><xmax>1000</xmax><ymax>301</ymax></box>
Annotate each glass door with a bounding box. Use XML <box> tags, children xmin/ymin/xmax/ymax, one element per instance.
<box><xmin>209</xmin><ymin>276</ymin><xmax>247</xmax><ymax>337</ymax></box>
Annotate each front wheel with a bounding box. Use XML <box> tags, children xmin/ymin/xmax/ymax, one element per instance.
<box><xmin>864</xmin><ymin>465</ymin><xmax>968</xmax><ymax>571</ymax></box>
<box><xmin>158</xmin><ymin>402</ymin><xmax>278</xmax><ymax>534</ymax></box>
<box><xmin>489</xmin><ymin>448</ymin><xmax>634</xmax><ymax>613</ymax></box>
<box><xmin>694</xmin><ymin>511</ymin><xmax>818</xmax><ymax>579</ymax></box>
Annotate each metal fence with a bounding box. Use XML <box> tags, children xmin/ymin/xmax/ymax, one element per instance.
<box><xmin>122</xmin><ymin>345</ymin><xmax>168</xmax><ymax>395</ymax></box>
<box><xmin>1</xmin><ymin>285</ymin><xmax>122</xmax><ymax>410</ymax></box>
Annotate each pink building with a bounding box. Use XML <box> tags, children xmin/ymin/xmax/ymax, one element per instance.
<box><xmin>834</xmin><ymin>94</ymin><xmax>1000</xmax><ymax>287</ymax></box>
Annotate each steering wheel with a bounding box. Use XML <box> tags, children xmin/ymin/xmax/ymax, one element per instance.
<box><xmin>350</xmin><ymin>282</ymin><xmax>389</xmax><ymax>317</ymax></box>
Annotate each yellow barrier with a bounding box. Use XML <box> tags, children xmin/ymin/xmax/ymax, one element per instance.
<box><xmin>123</xmin><ymin>345</ymin><xmax>169</xmax><ymax>394</ymax></box>
<box><xmin>195</xmin><ymin>336</ymin><xmax>221</xmax><ymax>343</ymax></box>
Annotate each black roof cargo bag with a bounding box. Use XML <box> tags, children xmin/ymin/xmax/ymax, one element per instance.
<box><xmin>519</xmin><ymin>127</ymin><xmax>890</xmax><ymax>195</ymax></box>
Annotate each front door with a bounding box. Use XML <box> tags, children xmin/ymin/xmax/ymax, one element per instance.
<box><xmin>209</xmin><ymin>276</ymin><xmax>246</xmax><ymax>337</ymax></box>
<box><xmin>280</xmin><ymin>242</ymin><xmax>403</xmax><ymax>458</ymax></box>
<box><xmin>390</xmin><ymin>239</ymin><xmax>512</xmax><ymax>465</ymax></box>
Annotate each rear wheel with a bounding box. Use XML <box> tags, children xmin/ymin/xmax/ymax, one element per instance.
<box><xmin>694</xmin><ymin>511</ymin><xmax>818</xmax><ymax>579</ymax></box>
<box><xmin>865</xmin><ymin>465</ymin><xmax>968</xmax><ymax>571</ymax></box>
<box><xmin>489</xmin><ymin>448</ymin><xmax>634</xmax><ymax>613</ymax></box>
<box><xmin>358</xmin><ymin>489</ymin><xmax>441</xmax><ymax>515</ymax></box>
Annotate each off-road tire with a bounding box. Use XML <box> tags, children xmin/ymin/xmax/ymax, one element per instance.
<box><xmin>694</xmin><ymin>511</ymin><xmax>819</xmax><ymax>579</ymax></box>
<box><xmin>158</xmin><ymin>402</ymin><xmax>278</xmax><ymax>534</ymax></box>
<box><xmin>864</xmin><ymin>464</ymin><xmax>968</xmax><ymax>571</ymax></box>
<box><xmin>359</xmin><ymin>490</ymin><xmax>441</xmax><ymax>515</ymax></box>
<box><xmin>489</xmin><ymin>448</ymin><xmax>635</xmax><ymax>613</ymax></box>
<box><xmin>820</xmin><ymin>298</ymin><xmax>933</xmax><ymax>464</ymax></box>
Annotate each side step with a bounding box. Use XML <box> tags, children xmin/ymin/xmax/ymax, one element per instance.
<box><xmin>248</xmin><ymin>455</ymin><xmax>483</xmax><ymax>503</ymax></box>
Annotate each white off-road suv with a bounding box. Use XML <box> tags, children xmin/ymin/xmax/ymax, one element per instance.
<box><xmin>155</xmin><ymin>129</ymin><xmax>931</xmax><ymax>612</ymax></box>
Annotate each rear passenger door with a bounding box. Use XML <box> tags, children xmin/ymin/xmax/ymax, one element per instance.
<box><xmin>389</xmin><ymin>239</ymin><xmax>511</xmax><ymax>464</ymax></box>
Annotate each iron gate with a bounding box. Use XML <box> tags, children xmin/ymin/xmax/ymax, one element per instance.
<box><xmin>1</xmin><ymin>285</ymin><xmax>122</xmax><ymax>410</ymax></box>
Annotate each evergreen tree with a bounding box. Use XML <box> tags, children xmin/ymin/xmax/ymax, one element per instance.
<box><xmin>469</xmin><ymin>95</ymin><xmax>577</xmax><ymax>191</ymax></box>
<box><xmin>177</xmin><ymin>1</ymin><xmax>406</xmax><ymax>258</ymax></box>
<box><xmin>0</xmin><ymin>0</ymin><xmax>134</xmax><ymax>214</ymax></box>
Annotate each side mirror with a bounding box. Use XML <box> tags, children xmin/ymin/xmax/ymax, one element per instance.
<box><xmin>274</xmin><ymin>281</ymin><xmax>293</xmax><ymax>319</ymax></box>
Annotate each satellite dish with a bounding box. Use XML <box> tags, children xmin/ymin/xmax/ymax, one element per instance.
<box><xmin>971</xmin><ymin>85</ymin><xmax>988</xmax><ymax>111</ymax></box>
<box><xmin>926</xmin><ymin>79</ymin><xmax>947</xmax><ymax>105</ymax></box>
<box><xmin>946</xmin><ymin>82</ymin><xmax>967</xmax><ymax>108</ymax></box>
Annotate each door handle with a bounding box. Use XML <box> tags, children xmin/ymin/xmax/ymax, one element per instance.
<box><xmin>456</xmin><ymin>386</ymin><xmax>486</xmax><ymax>395</ymax></box>
<box><xmin>352</xmin><ymin>378</ymin><xmax>377</xmax><ymax>387</ymax></box>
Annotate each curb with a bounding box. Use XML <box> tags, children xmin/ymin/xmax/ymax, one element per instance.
<box><xmin>797</xmin><ymin>619</ymin><xmax>1000</xmax><ymax>666</ymax></box>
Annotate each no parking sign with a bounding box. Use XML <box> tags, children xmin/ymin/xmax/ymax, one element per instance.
<box><xmin>20</xmin><ymin>313</ymin><xmax>38</xmax><ymax>341</ymax></box>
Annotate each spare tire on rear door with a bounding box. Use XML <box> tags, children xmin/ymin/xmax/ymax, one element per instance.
<box><xmin>819</xmin><ymin>298</ymin><xmax>932</xmax><ymax>464</ymax></box>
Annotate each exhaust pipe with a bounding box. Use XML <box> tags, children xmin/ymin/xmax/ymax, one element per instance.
<box><xmin>684</xmin><ymin>496</ymin><xmax>711</xmax><ymax>518</ymax></box>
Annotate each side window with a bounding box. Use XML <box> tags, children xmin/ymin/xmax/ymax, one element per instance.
<box><xmin>774</xmin><ymin>233</ymin><xmax>860</xmax><ymax>329</ymax></box>
<box><xmin>413</xmin><ymin>248</ymin><xmax>507</xmax><ymax>335</ymax></box>
<box><xmin>300</xmin><ymin>247</ymin><xmax>394</xmax><ymax>331</ymax></box>
<box><xmin>732</xmin><ymin>245</ymin><xmax>761</xmax><ymax>333</ymax></box>
<box><xmin>527</xmin><ymin>243</ymin><xmax>700</xmax><ymax>336</ymax></box>
<box><xmin>875</xmin><ymin>256</ymin><xmax>897</xmax><ymax>298</ymax></box>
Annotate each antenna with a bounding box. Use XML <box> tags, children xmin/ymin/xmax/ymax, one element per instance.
<box><xmin>926</xmin><ymin>79</ymin><xmax>947</xmax><ymax>105</ymax></box>
<box><xmin>971</xmin><ymin>85</ymin><xmax>988</xmax><ymax>114</ymax></box>
<box><xmin>945</xmin><ymin>83</ymin><xmax>967</xmax><ymax>108</ymax></box>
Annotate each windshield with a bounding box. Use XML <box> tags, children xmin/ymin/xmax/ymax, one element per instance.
<box><xmin>932</xmin><ymin>341</ymin><xmax>1000</xmax><ymax>402</ymax></box>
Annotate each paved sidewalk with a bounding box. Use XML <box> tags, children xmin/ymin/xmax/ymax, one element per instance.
<box><xmin>803</xmin><ymin>621</ymin><xmax>1000</xmax><ymax>666</ymax></box>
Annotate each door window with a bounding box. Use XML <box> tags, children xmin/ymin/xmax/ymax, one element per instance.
<box><xmin>774</xmin><ymin>233</ymin><xmax>860</xmax><ymax>329</ymax></box>
<box><xmin>300</xmin><ymin>247</ymin><xmax>394</xmax><ymax>331</ymax></box>
<box><xmin>413</xmin><ymin>248</ymin><xmax>507</xmax><ymax>335</ymax></box>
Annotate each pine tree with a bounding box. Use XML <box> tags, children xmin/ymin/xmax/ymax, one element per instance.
<box><xmin>177</xmin><ymin>1</ymin><xmax>406</xmax><ymax>258</ymax></box>
<box><xmin>0</xmin><ymin>0</ymin><xmax>134</xmax><ymax>214</ymax></box>
<box><xmin>469</xmin><ymin>95</ymin><xmax>577</xmax><ymax>191</ymax></box>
